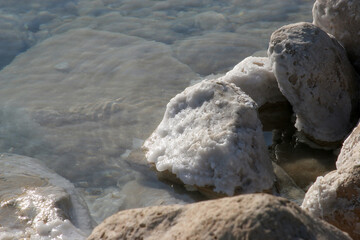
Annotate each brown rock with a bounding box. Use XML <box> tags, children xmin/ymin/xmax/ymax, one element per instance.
<box><xmin>88</xmin><ymin>193</ymin><xmax>350</xmax><ymax>240</ymax></box>
<box><xmin>302</xmin><ymin>166</ymin><xmax>360</xmax><ymax>239</ymax></box>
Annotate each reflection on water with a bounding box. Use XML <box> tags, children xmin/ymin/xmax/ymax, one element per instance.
<box><xmin>271</xmin><ymin>127</ymin><xmax>337</xmax><ymax>190</ymax></box>
<box><xmin>0</xmin><ymin>0</ymin><xmax>316</xmax><ymax>234</ymax></box>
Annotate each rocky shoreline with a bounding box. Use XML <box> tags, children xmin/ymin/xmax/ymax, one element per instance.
<box><xmin>89</xmin><ymin>0</ymin><xmax>360</xmax><ymax>239</ymax></box>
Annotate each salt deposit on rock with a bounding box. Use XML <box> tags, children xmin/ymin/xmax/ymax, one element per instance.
<box><xmin>143</xmin><ymin>79</ymin><xmax>274</xmax><ymax>196</ymax></box>
<box><xmin>0</xmin><ymin>153</ymin><xmax>93</xmax><ymax>239</ymax></box>
<box><xmin>221</xmin><ymin>56</ymin><xmax>292</xmax><ymax>130</ymax></box>
<box><xmin>301</xmin><ymin>166</ymin><xmax>360</xmax><ymax>239</ymax></box>
<box><xmin>336</xmin><ymin>121</ymin><xmax>360</xmax><ymax>170</ymax></box>
<box><xmin>313</xmin><ymin>0</ymin><xmax>360</xmax><ymax>72</ymax></box>
<box><xmin>221</xmin><ymin>56</ymin><xmax>285</xmax><ymax>106</ymax></box>
<box><xmin>268</xmin><ymin>22</ymin><xmax>359</xmax><ymax>144</ymax></box>
<box><xmin>88</xmin><ymin>193</ymin><xmax>351</xmax><ymax>240</ymax></box>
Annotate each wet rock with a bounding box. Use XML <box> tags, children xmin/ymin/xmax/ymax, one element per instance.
<box><xmin>268</xmin><ymin>22</ymin><xmax>359</xmax><ymax>145</ymax></box>
<box><xmin>88</xmin><ymin>193</ymin><xmax>350</xmax><ymax>240</ymax></box>
<box><xmin>143</xmin><ymin>79</ymin><xmax>274</xmax><ymax>196</ymax></box>
<box><xmin>221</xmin><ymin>56</ymin><xmax>292</xmax><ymax>130</ymax></box>
<box><xmin>336</xmin><ymin>121</ymin><xmax>360</xmax><ymax>170</ymax></box>
<box><xmin>0</xmin><ymin>153</ymin><xmax>94</xmax><ymax>239</ymax></box>
<box><xmin>301</xmin><ymin>166</ymin><xmax>360</xmax><ymax>239</ymax></box>
<box><xmin>272</xmin><ymin>162</ymin><xmax>305</xmax><ymax>205</ymax></box>
<box><xmin>313</xmin><ymin>0</ymin><xmax>360</xmax><ymax>72</ymax></box>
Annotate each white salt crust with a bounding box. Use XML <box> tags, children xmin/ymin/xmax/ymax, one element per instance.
<box><xmin>143</xmin><ymin>80</ymin><xmax>274</xmax><ymax>196</ymax></box>
<box><xmin>221</xmin><ymin>56</ymin><xmax>286</xmax><ymax>106</ymax></box>
<box><xmin>313</xmin><ymin>0</ymin><xmax>360</xmax><ymax>72</ymax></box>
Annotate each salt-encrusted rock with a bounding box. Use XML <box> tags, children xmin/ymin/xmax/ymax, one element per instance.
<box><xmin>313</xmin><ymin>0</ymin><xmax>360</xmax><ymax>72</ymax></box>
<box><xmin>301</xmin><ymin>166</ymin><xmax>360</xmax><ymax>239</ymax></box>
<box><xmin>88</xmin><ymin>193</ymin><xmax>350</xmax><ymax>240</ymax></box>
<box><xmin>221</xmin><ymin>56</ymin><xmax>292</xmax><ymax>130</ymax></box>
<box><xmin>0</xmin><ymin>153</ymin><xmax>94</xmax><ymax>239</ymax></box>
<box><xmin>143</xmin><ymin>80</ymin><xmax>274</xmax><ymax>196</ymax></box>
<box><xmin>268</xmin><ymin>22</ymin><xmax>359</xmax><ymax>144</ymax></box>
<box><xmin>336</xmin><ymin>121</ymin><xmax>360</xmax><ymax>170</ymax></box>
<box><xmin>221</xmin><ymin>56</ymin><xmax>285</xmax><ymax>106</ymax></box>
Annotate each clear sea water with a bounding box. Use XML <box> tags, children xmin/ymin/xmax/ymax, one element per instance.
<box><xmin>0</xmin><ymin>0</ymin><xmax>332</xmax><ymax>237</ymax></box>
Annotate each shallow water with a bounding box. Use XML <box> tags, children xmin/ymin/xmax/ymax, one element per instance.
<box><xmin>0</xmin><ymin>0</ymin><xmax>320</xmax><ymax>236</ymax></box>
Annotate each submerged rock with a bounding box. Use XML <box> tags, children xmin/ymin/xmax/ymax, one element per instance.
<box><xmin>143</xmin><ymin>79</ymin><xmax>274</xmax><ymax>196</ymax></box>
<box><xmin>301</xmin><ymin>166</ymin><xmax>360</xmax><ymax>240</ymax></box>
<box><xmin>0</xmin><ymin>154</ymin><xmax>94</xmax><ymax>239</ymax></box>
<box><xmin>313</xmin><ymin>0</ymin><xmax>360</xmax><ymax>72</ymax></box>
<box><xmin>221</xmin><ymin>56</ymin><xmax>292</xmax><ymax>130</ymax></box>
<box><xmin>268</xmin><ymin>22</ymin><xmax>359</xmax><ymax>145</ymax></box>
<box><xmin>88</xmin><ymin>193</ymin><xmax>350</xmax><ymax>240</ymax></box>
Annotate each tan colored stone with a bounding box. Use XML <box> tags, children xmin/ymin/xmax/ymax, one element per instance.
<box><xmin>337</xmin><ymin>121</ymin><xmax>360</xmax><ymax>170</ymax></box>
<box><xmin>268</xmin><ymin>22</ymin><xmax>359</xmax><ymax>145</ymax></box>
<box><xmin>302</xmin><ymin>166</ymin><xmax>360</xmax><ymax>239</ymax></box>
<box><xmin>88</xmin><ymin>193</ymin><xmax>350</xmax><ymax>240</ymax></box>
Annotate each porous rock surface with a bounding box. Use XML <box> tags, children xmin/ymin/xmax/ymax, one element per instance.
<box><xmin>268</xmin><ymin>22</ymin><xmax>359</xmax><ymax>144</ymax></box>
<box><xmin>313</xmin><ymin>0</ymin><xmax>360</xmax><ymax>72</ymax></box>
<box><xmin>301</xmin><ymin>166</ymin><xmax>360</xmax><ymax>240</ymax></box>
<box><xmin>336</xmin><ymin>121</ymin><xmax>360</xmax><ymax>170</ymax></box>
<box><xmin>143</xmin><ymin>79</ymin><xmax>274</xmax><ymax>196</ymax></box>
<box><xmin>88</xmin><ymin>193</ymin><xmax>350</xmax><ymax>240</ymax></box>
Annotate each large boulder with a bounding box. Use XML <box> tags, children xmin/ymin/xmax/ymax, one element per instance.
<box><xmin>313</xmin><ymin>0</ymin><xmax>360</xmax><ymax>72</ymax></box>
<box><xmin>301</xmin><ymin>166</ymin><xmax>360</xmax><ymax>239</ymax></box>
<box><xmin>268</xmin><ymin>22</ymin><xmax>359</xmax><ymax>146</ymax></box>
<box><xmin>0</xmin><ymin>154</ymin><xmax>94</xmax><ymax>239</ymax></box>
<box><xmin>88</xmin><ymin>193</ymin><xmax>350</xmax><ymax>240</ymax></box>
<box><xmin>143</xmin><ymin>79</ymin><xmax>274</xmax><ymax>196</ymax></box>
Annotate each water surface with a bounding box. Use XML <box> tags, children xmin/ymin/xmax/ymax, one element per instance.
<box><xmin>0</xmin><ymin>0</ymin><xmax>316</xmax><ymax>232</ymax></box>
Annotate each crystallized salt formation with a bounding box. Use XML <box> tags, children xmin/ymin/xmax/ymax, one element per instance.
<box><xmin>221</xmin><ymin>56</ymin><xmax>286</xmax><ymax>107</ymax></box>
<box><xmin>143</xmin><ymin>80</ymin><xmax>274</xmax><ymax>196</ymax></box>
<box><xmin>301</xmin><ymin>167</ymin><xmax>360</xmax><ymax>239</ymax></box>
<box><xmin>313</xmin><ymin>0</ymin><xmax>360</xmax><ymax>73</ymax></box>
<box><xmin>221</xmin><ymin>56</ymin><xmax>292</xmax><ymax>130</ymax></box>
<box><xmin>268</xmin><ymin>22</ymin><xmax>359</xmax><ymax>144</ymax></box>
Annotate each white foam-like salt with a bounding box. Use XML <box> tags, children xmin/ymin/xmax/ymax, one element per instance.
<box><xmin>144</xmin><ymin>80</ymin><xmax>274</xmax><ymax>196</ymax></box>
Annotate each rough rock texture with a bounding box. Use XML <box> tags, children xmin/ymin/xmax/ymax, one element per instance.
<box><xmin>268</xmin><ymin>22</ymin><xmax>359</xmax><ymax>144</ymax></box>
<box><xmin>88</xmin><ymin>193</ymin><xmax>350</xmax><ymax>240</ymax></box>
<box><xmin>301</xmin><ymin>166</ymin><xmax>360</xmax><ymax>240</ymax></box>
<box><xmin>143</xmin><ymin>79</ymin><xmax>274</xmax><ymax>196</ymax></box>
<box><xmin>313</xmin><ymin>0</ymin><xmax>360</xmax><ymax>73</ymax></box>
<box><xmin>337</xmin><ymin>121</ymin><xmax>360</xmax><ymax>170</ymax></box>
<box><xmin>221</xmin><ymin>56</ymin><xmax>292</xmax><ymax>130</ymax></box>
<box><xmin>0</xmin><ymin>153</ymin><xmax>94</xmax><ymax>239</ymax></box>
